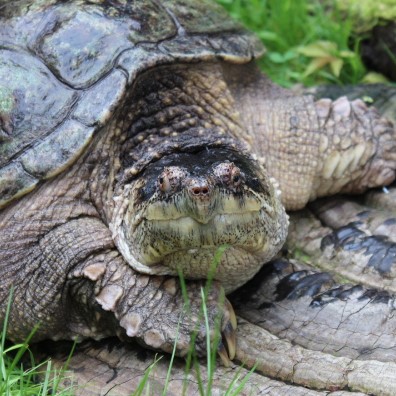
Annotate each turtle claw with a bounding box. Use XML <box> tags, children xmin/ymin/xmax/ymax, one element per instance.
<box><xmin>218</xmin><ymin>342</ymin><xmax>232</xmax><ymax>367</ymax></box>
<box><xmin>112</xmin><ymin>277</ymin><xmax>238</xmax><ymax>364</ymax></box>
<box><xmin>223</xmin><ymin>321</ymin><xmax>236</xmax><ymax>360</ymax></box>
<box><xmin>225</xmin><ymin>298</ymin><xmax>237</xmax><ymax>330</ymax></box>
<box><xmin>217</xmin><ymin>298</ymin><xmax>237</xmax><ymax>365</ymax></box>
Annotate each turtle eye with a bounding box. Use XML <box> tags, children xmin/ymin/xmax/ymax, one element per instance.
<box><xmin>158</xmin><ymin>173</ymin><xmax>171</xmax><ymax>193</ymax></box>
<box><xmin>158</xmin><ymin>166</ymin><xmax>188</xmax><ymax>194</ymax></box>
<box><xmin>213</xmin><ymin>162</ymin><xmax>243</xmax><ymax>189</ymax></box>
<box><xmin>231</xmin><ymin>167</ymin><xmax>242</xmax><ymax>187</ymax></box>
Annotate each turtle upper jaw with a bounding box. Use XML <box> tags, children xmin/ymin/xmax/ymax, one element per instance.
<box><xmin>143</xmin><ymin>191</ymin><xmax>264</xmax><ymax>225</ymax></box>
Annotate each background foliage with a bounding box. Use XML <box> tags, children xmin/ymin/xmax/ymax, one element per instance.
<box><xmin>216</xmin><ymin>0</ymin><xmax>391</xmax><ymax>87</ymax></box>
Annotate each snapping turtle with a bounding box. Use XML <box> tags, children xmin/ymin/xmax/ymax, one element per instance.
<box><xmin>1</xmin><ymin>0</ymin><xmax>396</xmax><ymax>394</ymax></box>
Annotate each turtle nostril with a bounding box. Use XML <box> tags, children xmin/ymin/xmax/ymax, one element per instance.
<box><xmin>191</xmin><ymin>186</ymin><xmax>210</xmax><ymax>196</ymax></box>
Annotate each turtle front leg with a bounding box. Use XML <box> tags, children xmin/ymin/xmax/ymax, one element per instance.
<box><xmin>1</xmin><ymin>213</ymin><xmax>236</xmax><ymax>364</ymax></box>
<box><xmin>224</xmin><ymin>63</ymin><xmax>396</xmax><ymax>210</ymax></box>
<box><xmin>68</xmin><ymin>246</ymin><xmax>237</xmax><ymax>364</ymax></box>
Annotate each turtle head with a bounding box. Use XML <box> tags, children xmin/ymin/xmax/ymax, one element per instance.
<box><xmin>112</xmin><ymin>149</ymin><xmax>288</xmax><ymax>292</ymax></box>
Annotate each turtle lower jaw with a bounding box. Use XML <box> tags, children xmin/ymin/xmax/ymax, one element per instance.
<box><xmin>163</xmin><ymin>246</ymin><xmax>277</xmax><ymax>292</ymax></box>
<box><xmin>118</xmin><ymin>209</ymin><xmax>288</xmax><ymax>292</ymax></box>
<box><xmin>122</xmin><ymin>245</ymin><xmax>274</xmax><ymax>293</ymax></box>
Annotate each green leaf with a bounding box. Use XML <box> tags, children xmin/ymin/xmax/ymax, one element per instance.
<box><xmin>258</xmin><ymin>31</ymin><xmax>280</xmax><ymax>42</ymax></box>
<box><xmin>330</xmin><ymin>58</ymin><xmax>344</xmax><ymax>77</ymax></box>
<box><xmin>304</xmin><ymin>57</ymin><xmax>332</xmax><ymax>76</ymax></box>
<box><xmin>339</xmin><ymin>50</ymin><xmax>355</xmax><ymax>58</ymax></box>
<box><xmin>298</xmin><ymin>41</ymin><xmax>337</xmax><ymax>57</ymax></box>
<box><xmin>361</xmin><ymin>71</ymin><xmax>389</xmax><ymax>83</ymax></box>
<box><xmin>268</xmin><ymin>52</ymin><xmax>287</xmax><ymax>63</ymax></box>
<box><xmin>268</xmin><ymin>50</ymin><xmax>297</xmax><ymax>63</ymax></box>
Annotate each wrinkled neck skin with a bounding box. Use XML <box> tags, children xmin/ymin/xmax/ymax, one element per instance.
<box><xmin>89</xmin><ymin>63</ymin><xmax>288</xmax><ymax>292</ymax></box>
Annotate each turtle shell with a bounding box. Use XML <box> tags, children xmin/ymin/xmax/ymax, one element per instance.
<box><xmin>0</xmin><ymin>0</ymin><xmax>264</xmax><ymax>208</ymax></box>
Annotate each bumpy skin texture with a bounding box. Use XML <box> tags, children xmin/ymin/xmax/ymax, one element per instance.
<box><xmin>223</xmin><ymin>63</ymin><xmax>396</xmax><ymax>209</ymax></box>
<box><xmin>1</xmin><ymin>1</ymin><xmax>396</xmax><ymax>394</ymax></box>
<box><xmin>311</xmin><ymin>83</ymin><xmax>396</xmax><ymax>126</ymax></box>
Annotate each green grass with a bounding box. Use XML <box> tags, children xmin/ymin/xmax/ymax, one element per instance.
<box><xmin>216</xmin><ymin>0</ymin><xmax>369</xmax><ymax>87</ymax></box>
<box><xmin>0</xmin><ymin>290</ymin><xmax>75</xmax><ymax>395</ymax></box>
